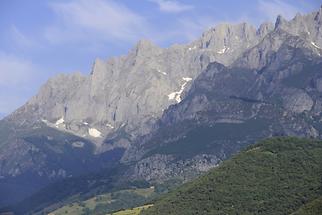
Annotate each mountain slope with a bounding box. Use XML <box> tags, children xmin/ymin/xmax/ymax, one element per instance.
<box><xmin>0</xmin><ymin>120</ymin><xmax>124</xmax><ymax>207</ymax></box>
<box><xmin>125</xmin><ymin>28</ymin><xmax>322</xmax><ymax>181</ymax></box>
<box><xmin>141</xmin><ymin>137</ymin><xmax>322</xmax><ymax>215</ymax></box>
<box><xmin>292</xmin><ymin>197</ymin><xmax>322</xmax><ymax>215</ymax></box>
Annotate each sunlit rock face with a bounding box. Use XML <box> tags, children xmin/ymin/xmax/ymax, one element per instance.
<box><xmin>7</xmin><ymin>23</ymin><xmax>275</xmax><ymax>149</ymax></box>
<box><xmin>7</xmin><ymin>8</ymin><xmax>322</xmax><ymax>152</ymax></box>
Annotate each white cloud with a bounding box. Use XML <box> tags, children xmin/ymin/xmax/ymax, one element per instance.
<box><xmin>0</xmin><ymin>92</ymin><xmax>28</xmax><ymax>116</ymax></box>
<box><xmin>258</xmin><ymin>0</ymin><xmax>302</xmax><ymax>21</ymax></box>
<box><xmin>0</xmin><ymin>52</ymin><xmax>39</xmax><ymax>87</ymax></box>
<box><xmin>149</xmin><ymin>0</ymin><xmax>194</xmax><ymax>13</ymax></box>
<box><xmin>45</xmin><ymin>0</ymin><xmax>149</xmax><ymax>44</ymax></box>
<box><xmin>0</xmin><ymin>52</ymin><xmax>44</xmax><ymax>115</ymax></box>
<box><xmin>10</xmin><ymin>25</ymin><xmax>35</xmax><ymax>48</ymax></box>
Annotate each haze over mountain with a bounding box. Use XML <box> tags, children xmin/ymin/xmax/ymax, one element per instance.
<box><xmin>1</xmin><ymin>2</ymin><xmax>322</xmax><ymax>214</ymax></box>
<box><xmin>0</xmin><ymin>113</ymin><xmax>5</xmax><ymax>120</ymax></box>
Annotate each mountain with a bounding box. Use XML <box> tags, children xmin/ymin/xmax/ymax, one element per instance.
<box><xmin>1</xmin><ymin>6</ymin><xmax>322</xmax><ymax>210</ymax></box>
<box><xmin>0</xmin><ymin>19</ymin><xmax>272</xmax><ymax>208</ymax></box>
<box><xmin>0</xmin><ymin>20</ymin><xmax>273</xmax><ymax>198</ymax></box>
<box><xmin>7</xmin><ymin>22</ymin><xmax>270</xmax><ymax>146</ymax></box>
<box><xmin>0</xmin><ymin>119</ymin><xmax>124</xmax><ymax>207</ymax></box>
<box><xmin>141</xmin><ymin>137</ymin><xmax>322</xmax><ymax>215</ymax></box>
<box><xmin>125</xmin><ymin>24</ymin><xmax>322</xmax><ymax>182</ymax></box>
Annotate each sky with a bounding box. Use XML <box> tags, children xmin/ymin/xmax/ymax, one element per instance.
<box><xmin>0</xmin><ymin>0</ymin><xmax>321</xmax><ymax>118</ymax></box>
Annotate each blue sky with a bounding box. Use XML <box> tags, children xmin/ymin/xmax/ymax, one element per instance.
<box><xmin>0</xmin><ymin>0</ymin><xmax>321</xmax><ymax>117</ymax></box>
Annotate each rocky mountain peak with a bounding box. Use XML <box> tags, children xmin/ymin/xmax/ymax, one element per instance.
<box><xmin>315</xmin><ymin>5</ymin><xmax>322</xmax><ymax>22</ymax></box>
<box><xmin>257</xmin><ymin>22</ymin><xmax>274</xmax><ymax>37</ymax></box>
<box><xmin>135</xmin><ymin>39</ymin><xmax>156</xmax><ymax>49</ymax></box>
<box><xmin>275</xmin><ymin>15</ymin><xmax>287</xmax><ymax>29</ymax></box>
<box><xmin>132</xmin><ymin>39</ymin><xmax>161</xmax><ymax>57</ymax></box>
<box><xmin>199</xmin><ymin>22</ymin><xmax>258</xmax><ymax>48</ymax></box>
<box><xmin>6</xmin><ymin>7</ymin><xmax>322</xmax><ymax>154</ymax></box>
<box><xmin>294</xmin><ymin>12</ymin><xmax>302</xmax><ymax>20</ymax></box>
<box><xmin>196</xmin><ymin>22</ymin><xmax>263</xmax><ymax>65</ymax></box>
<box><xmin>90</xmin><ymin>58</ymin><xmax>107</xmax><ymax>75</ymax></box>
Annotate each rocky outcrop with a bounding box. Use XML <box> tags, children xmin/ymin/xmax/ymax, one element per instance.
<box><xmin>282</xmin><ymin>89</ymin><xmax>313</xmax><ymax>113</ymax></box>
<box><xmin>130</xmin><ymin>153</ymin><xmax>222</xmax><ymax>182</ymax></box>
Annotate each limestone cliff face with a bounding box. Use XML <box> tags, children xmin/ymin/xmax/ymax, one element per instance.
<box><xmin>122</xmin><ymin>9</ymin><xmax>322</xmax><ymax>180</ymax></box>
<box><xmin>2</xmin><ymin>8</ymin><xmax>321</xmax><ymax>174</ymax></box>
<box><xmin>8</xmin><ymin>8</ymin><xmax>322</xmax><ymax>153</ymax></box>
<box><xmin>8</xmin><ymin>23</ymin><xmax>272</xmax><ymax>150</ymax></box>
<box><xmin>275</xmin><ymin>7</ymin><xmax>322</xmax><ymax>47</ymax></box>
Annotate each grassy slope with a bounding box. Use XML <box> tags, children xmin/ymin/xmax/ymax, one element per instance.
<box><xmin>51</xmin><ymin>188</ymin><xmax>155</xmax><ymax>215</ymax></box>
<box><xmin>141</xmin><ymin>137</ymin><xmax>322</xmax><ymax>215</ymax></box>
<box><xmin>291</xmin><ymin>196</ymin><xmax>322</xmax><ymax>215</ymax></box>
<box><xmin>111</xmin><ymin>205</ymin><xmax>153</xmax><ymax>215</ymax></box>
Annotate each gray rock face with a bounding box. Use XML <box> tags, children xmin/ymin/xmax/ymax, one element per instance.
<box><xmin>7</xmin><ymin>24</ymin><xmax>272</xmax><ymax>150</ymax></box>
<box><xmin>129</xmin><ymin>153</ymin><xmax>222</xmax><ymax>182</ymax></box>
<box><xmin>195</xmin><ymin>23</ymin><xmax>264</xmax><ymax>65</ymax></box>
<box><xmin>283</xmin><ymin>89</ymin><xmax>314</xmax><ymax>113</ymax></box>
<box><xmin>275</xmin><ymin>7</ymin><xmax>322</xmax><ymax>48</ymax></box>
<box><xmin>8</xmin><ymin>8</ymin><xmax>322</xmax><ymax>153</ymax></box>
<box><xmin>123</xmin><ymin>8</ymin><xmax>322</xmax><ymax>180</ymax></box>
<box><xmin>315</xmin><ymin>78</ymin><xmax>322</xmax><ymax>92</ymax></box>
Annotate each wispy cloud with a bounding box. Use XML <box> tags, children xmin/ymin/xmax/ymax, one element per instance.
<box><xmin>10</xmin><ymin>25</ymin><xmax>36</xmax><ymax>48</ymax></box>
<box><xmin>148</xmin><ymin>0</ymin><xmax>194</xmax><ymax>13</ymax></box>
<box><xmin>0</xmin><ymin>91</ymin><xmax>29</xmax><ymax>116</ymax></box>
<box><xmin>0</xmin><ymin>112</ymin><xmax>6</xmax><ymax>119</ymax></box>
<box><xmin>258</xmin><ymin>0</ymin><xmax>303</xmax><ymax>21</ymax></box>
<box><xmin>0</xmin><ymin>52</ymin><xmax>39</xmax><ymax>87</ymax></box>
<box><xmin>0</xmin><ymin>51</ymin><xmax>44</xmax><ymax>114</ymax></box>
<box><xmin>44</xmin><ymin>0</ymin><xmax>199</xmax><ymax>48</ymax></box>
<box><xmin>45</xmin><ymin>0</ymin><xmax>149</xmax><ymax>44</ymax></box>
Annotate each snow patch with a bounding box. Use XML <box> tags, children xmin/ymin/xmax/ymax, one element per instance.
<box><xmin>168</xmin><ymin>92</ymin><xmax>177</xmax><ymax>100</ymax></box>
<box><xmin>183</xmin><ymin>77</ymin><xmax>192</xmax><ymax>82</ymax></box>
<box><xmin>88</xmin><ymin>128</ymin><xmax>102</xmax><ymax>138</ymax></box>
<box><xmin>72</xmin><ymin>141</ymin><xmax>85</xmax><ymax>148</ymax></box>
<box><xmin>106</xmin><ymin>123</ymin><xmax>114</xmax><ymax>129</ymax></box>
<box><xmin>157</xmin><ymin>69</ymin><xmax>167</xmax><ymax>75</ymax></box>
<box><xmin>168</xmin><ymin>77</ymin><xmax>192</xmax><ymax>103</ymax></box>
<box><xmin>311</xmin><ymin>41</ymin><xmax>321</xmax><ymax>49</ymax></box>
<box><xmin>55</xmin><ymin>117</ymin><xmax>65</xmax><ymax>128</ymax></box>
<box><xmin>217</xmin><ymin>46</ymin><xmax>229</xmax><ymax>54</ymax></box>
<box><xmin>188</xmin><ymin>46</ymin><xmax>197</xmax><ymax>51</ymax></box>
